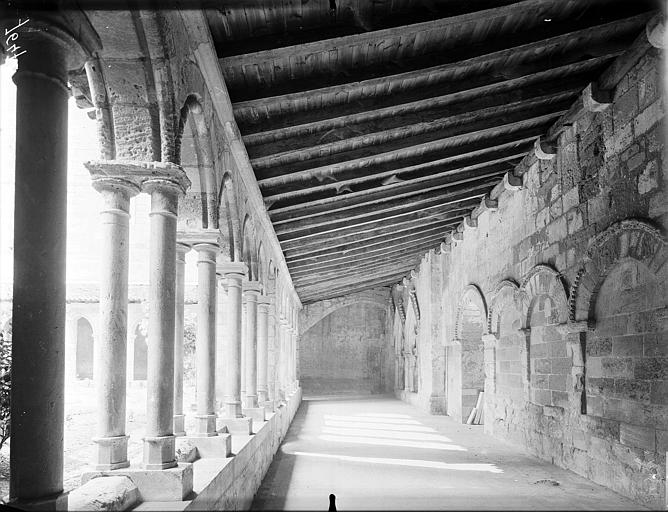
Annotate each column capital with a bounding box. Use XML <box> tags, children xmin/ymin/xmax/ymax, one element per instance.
<box><xmin>178</xmin><ymin>230</ymin><xmax>221</xmax><ymax>250</ymax></box>
<box><xmin>84</xmin><ymin>160</ymin><xmax>191</xmax><ymax>195</ymax></box>
<box><xmin>279</xmin><ymin>317</ymin><xmax>289</xmax><ymax>327</ymax></box>
<box><xmin>176</xmin><ymin>242</ymin><xmax>191</xmax><ymax>257</ymax></box>
<box><xmin>242</xmin><ymin>280</ymin><xmax>263</xmax><ymax>297</ymax></box>
<box><xmin>217</xmin><ymin>261</ymin><xmax>248</xmax><ymax>278</ymax></box>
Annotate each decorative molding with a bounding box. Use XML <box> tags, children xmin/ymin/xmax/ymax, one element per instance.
<box><xmin>569</xmin><ymin>219</ymin><xmax>667</xmax><ymax>323</ymax></box>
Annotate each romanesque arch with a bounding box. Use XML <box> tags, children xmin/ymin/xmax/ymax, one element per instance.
<box><xmin>241</xmin><ymin>214</ymin><xmax>258</xmax><ymax>280</ymax></box>
<box><xmin>218</xmin><ymin>172</ymin><xmax>240</xmax><ymax>262</ymax></box>
<box><xmin>75</xmin><ymin>317</ymin><xmax>94</xmax><ymax>380</ymax></box>
<box><xmin>521</xmin><ymin>264</ymin><xmax>569</xmax><ymax>407</ymax></box>
<box><xmin>569</xmin><ymin>219</ymin><xmax>668</xmax><ymax>323</ymax></box>
<box><xmin>569</xmin><ymin>219</ymin><xmax>668</xmax><ymax>427</ymax></box>
<box><xmin>301</xmin><ymin>289</ymin><xmax>390</xmax><ymax>334</ymax></box>
<box><xmin>177</xmin><ymin>94</ymin><xmax>218</xmax><ymax>230</ymax></box>
<box><xmin>487</xmin><ymin>279</ymin><xmax>525</xmax><ymax>408</ymax></box>
<box><xmin>451</xmin><ymin>284</ymin><xmax>488</xmax><ymax>422</ymax></box>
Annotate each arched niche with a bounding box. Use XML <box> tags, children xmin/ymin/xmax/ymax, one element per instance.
<box><xmin>75</xmin><ymin>317</ymin><xmax>94</xmax><ymax>380</ymax></box>
<box><xmin>570</xmin><ymin>219</ymin><xmax>667</xmax><ymax>427</ymax></box>
<box><xmin>218</xmin><ymin>172</ymin><xmax>239</xmax><ymax>262</ymax></box>
<box><xmin>133</xmin><ymin>322</ymin><xmax>148</xmax><ymax>381</ymax></box>
<box><xmin>521</xmin><ymin>264</ymin><xmax>570</xmax><ymax>408</ymax></box>
<box><xmin>450</xmin><ymin>284</ymin><xmax>488</xmax><ymax>423</ymax></box>
<box><xmin>488</xmin><ymin>280</ymin><xmax>524</xmax><ymax>402</ymax></box>
<box><xmin>176</xmin><ymin>94</ymin><xmax>218</xmax><ymax>230</ymax></box>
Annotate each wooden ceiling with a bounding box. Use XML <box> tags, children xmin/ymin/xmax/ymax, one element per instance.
<box><xmin>206</xmin><ymin>0</ymin><xmax>657</xmax><ymax>303</ymax></box>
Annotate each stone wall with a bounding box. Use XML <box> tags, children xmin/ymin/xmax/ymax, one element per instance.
<box><xmin>298</xmin><ymin>289</ymin><xmax>393</xmax><ymax>395</ymax></box>
<box><xmin>387</xmin><ymin>44</ymin><xmax>666</xmax><ymax>508</ymax></box>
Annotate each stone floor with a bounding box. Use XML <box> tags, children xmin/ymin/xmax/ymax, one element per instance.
<box><xmin>252</xmin><ymin>394</ymin><xmax>649</xmax><ymax>511</ymax></box>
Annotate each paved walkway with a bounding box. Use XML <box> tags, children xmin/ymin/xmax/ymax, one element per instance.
<box><xmin>252</xmin><ymin>395</ymin><xmax>647</xmax><ymax>511</ymax></box>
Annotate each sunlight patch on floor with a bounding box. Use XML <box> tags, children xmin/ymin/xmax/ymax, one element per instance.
<box><xmin>324</xmin><ymin>414</ymin><xmax>420</xmax><ymax>425</ymax></box>
<box><xmin>317</xmin><ymin>434</ymin><xmax>467</xmax><ymax>451</ymax></box>
<box><xmin>321</xmin><ymin>426</ymin><xmax>455</xmax><ymax>443</ymax></box>
<box><xmin>324</xmin><ymin>419</ymin><xmax>437</xmax><ymax>432</ymax></box>
<box><xmin>291</xmin><ymin>451</ymin><xmax>504</xmax><ymax>473</ymax></box>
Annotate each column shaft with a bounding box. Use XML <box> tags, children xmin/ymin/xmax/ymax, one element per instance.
<box><xmin>10</xmin><ymin>36</ymin><xmax>70</xmax><ymax>501</ymax></box>
<box><xmin>173</xmin><ymin>243</ymin><xmax>189</xmax><ymax>436</ymax></box>
<box><xmin>257</xmin><ymin>298</ymin><xmax>269</xmax><ymax>403</ymax></box>
<box><xmin>144</xmin><ymin>182</ymin><xmax>180</xmax><ymax>469</ymax></box>
<box><xmin>215</xmin><ymin>278</ymin><xmax>229</xmax><ymax>409</ymax></box>
<box><xmin>91</xmin><ymin>179</ymin><xmax>138</xmax><ymax>469</ymax></box>
<box><xmin>243</xmin><ymin>282</ymin><xmax>261</xmax><ymax>409</ymax></box>
<box><xmin>193</xmin><ymin>243</ymin><xmax>218</xmax><ymax>436</ymax></box>
<box><xmin>220</xmin><ymin>263</ymin><xmax>246</xmax><ymax>418</ymax></box>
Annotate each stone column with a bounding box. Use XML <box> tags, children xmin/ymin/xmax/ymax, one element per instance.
<box><xmin>243</xmin><ymin>281</ymin><xmax>262</xmax><ymax>410</ymax></box>
<box><xmin>240</xmin><ymin>292</ymin><xmax>247</xmax><ymax>404</ymax></box>
<box><xmin>86</xmin><ymin>168</ymin><xmax>141</xmax><ymax>470</ymax></box>
<box><xmin>257</xmin><ymin>296</ymin><xmax>270</xmax><ymax>404</ymax></box>
<box><xmin>215</xmin><ymin>274</ymin><xmax>229</xmax><ymax>409</ymax></box>
<box><xmin>192</xmin><ymin>235</ymin><xmax>220</xmax><ymax>436</ymax></box>
<box><xmin>173</xmin><ymin>242</ymin><xmax>190</xmax><ymax>437</ymax></box>
<box><xmin>142</xmin><ymin>166</ymin><xmax>190</xmax><ymax>470</ymax></box>
<box><xmin>218</xmin><ymin>263</ymin><xmax>247</xmax><ymax>419</ymax></box>
<box><xmin>266</xmin><ymin>292</ymin><xmax>277</xmax><ymax>406</ymax></box>
<box><xmin>279</xmin><ymin>317</ymin><xmax>289</xmax><ymax>399</ymax></box>
<box><xmin>6</xmin><ymin>13</ymin><xmax>95</xmax><ymax>502</ymax></box>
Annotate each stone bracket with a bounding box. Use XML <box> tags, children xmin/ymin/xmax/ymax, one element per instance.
<box><xmin>583</xmin><ymin>82</ymin><xmax>612</xmax><ymax>112</ymax></box>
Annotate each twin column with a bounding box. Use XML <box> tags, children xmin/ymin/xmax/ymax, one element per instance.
<box><xmin>86</xmin><ymin>161</ymin><xmax>190</xmax><ymax>470</ymax></box>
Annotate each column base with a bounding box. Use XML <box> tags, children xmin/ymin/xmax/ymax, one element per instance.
<box><xmin>193</xmin><ymin>414</ymin><xmax>217</xmax><ymax>436</ymax></box>
<box><xmin>6</xmin><ymin>493</ymin><xmax>69</xmax><ymax>511</ymax></box>
<box><xmin>218</xmin><ymin>416</ymin><xmax>252</xmax><ymax>435</ymax></box>
<box><xmin>221</xmin><ymin>401</ymin><xmax>242</xmax><ymax>419</ymax></box>
<box><xmin>173</xmin><ymin>414</ymin><xmax>186</xmax><ymax>437</ymax></box>
<box><xmin>243</xmin><ymin>407</ymin><xmax>266</xmax><ymax>423</ymax></box>
<box><xmin>258</xmin><ymin>389</ymin><xmax>268</xmax><ymax>403</ymax></box>
<box><xmin>176</xmin><ymin>434</ymin><xmax>232</xmax><ymax>461</ymax></box>
<box><xmin>261</xmin><ymin>400</ymin><xmax>275</xmax><ymax>412</ymax></box>
<box><xmin>143</xmin><ymin>435</ymin><xmax>177</xmax><ymax>470</ymax></box>
<box><xmin>81</xmin><ymin>463</ymin><xmax>193</xmax><ymax>502</ymax></box>
<box><xmin>92</xmin><ymin>435</ymin><xmax>130</xmax><ymax>471</ymax></box>
<box><xmin>244</xmin><ymin>393</ymin><xmax>259</xmax><ymax>409</ymax></box>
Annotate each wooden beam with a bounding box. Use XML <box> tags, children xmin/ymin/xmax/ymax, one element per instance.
<box><xmin>293</xmin><ymin>261</ymin><xmax>420</xmax><ymax>288</ymax></box>
<box><xmin>261</xmin><ymin>136</ymin><xmax>534</xmax><ymax>202</ymax></box>
<box><xmin>258</xmin><ymin>113</ymin><xmax>558</xmax><ymax>189</ymax></box>
<box><xmin>272</xmin><ymin>170</ymin><xmax>505</xmax><ymax>228</ymax></box>
<box><xmin>283</xmin><ymin>217</ymin><xmax>462</xmax><ymax>259</ymax></box>
<box><xmin>252</xmin><ymin>95</ymin><xmax>573</xmax><ymax>176</ymax></box>
<box><xmin>267</xmin><ymin>150</ymin><xmax>527</xmax><ymax>213</ymax></box>
<box><xmin>286</xmin><ymin>229</ymin><xmax>454</xmax><ymax>267</ymax></box>
<box><xmin>231</xmin><ymin>14</ymin><xmax>647</xmax><ymax>128</ymax></box>
<box><xmin>276</xmin><ymin>185</ymin><xmax>489</xmax><ymax>241</ymax></box>
<box><xmin>274</xmin><ymin>181</ymin><xmax>493</xmax><ymax>238</ymax></box>
<box><xmin>278</xmin><ymin>199</ymin><xmax>480</xmax><ymax>246</ymax></box>
<box><xmin>288</xmin><ymin>238</ymin><xmax>447</xmax><ymax>276</ymax></box>
<box><xmin>245</xmin><ymin>75</ymin><xmax>596</xmax><ymax>159</ymax></box>
<box><xmin>298</xmin><ymin>272</ymin><xmax>417</xmax><ymax>302</ymax></box>
<box><xmin>242</xmin><ymin>56</ymin><xmax>612</xmax><ymax>152</ymax></box>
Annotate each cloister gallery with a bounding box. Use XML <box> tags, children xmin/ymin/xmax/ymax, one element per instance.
<box><xmin>0</xmin><ymin>0</ymin><xmax>666</xmax><ymax>510</ymax></box>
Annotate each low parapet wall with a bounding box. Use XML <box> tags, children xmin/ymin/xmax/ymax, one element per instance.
<box><xmin>185</xmin><ymin>388</ymin><xmax>302</xmax><ymax>511</ymax></box>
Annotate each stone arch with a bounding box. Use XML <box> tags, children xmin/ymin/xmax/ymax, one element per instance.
<box><xmin>569</xmin><ymin>219</ymin><xmax>668</xmax><ymax>323</ymax></box>
<box><xmin>176</xmin><ymin>93</ymin><xmax>218</xmax><ymax>230</ymax></box>
<box><xmin>521</xmin><ymin>264</ymin><xmax>570</xmax><ymax>408</ymax></box>
<box><xmin>133</xmin><ymin>322</ymin><xmax>148</xmax><ymax>381</ymax></box>
<box><xmin>451</xmin><ymin>284</ymin><xmax>488</xmax><ymax>423</ymax></box>
<box><xmin>520</xmin><ymin>264</ymin><xmax>569</xmax><ymax>328</ymax></box>
<box><xmin>241</xmin><ymin>214</ymin><xmax>258</xmax><ymax>281</ymax></box>
<box><xmin>75</xmin><ymin>317</ymin><xmax>94</xmax><ymax>380</ymax></box>
<box><xmin>301</xmin><ymin>291</ymin><xmax>390</xmax><ymax>334</ymax></box>
<box><xmin>218</xmin><ymin>172</ymin><xmax>240</xmax><ymax>262</ymax></box>
<box><xmin>454</xmin><ymin>284</ymin><xmax>489</xmax><ymax>339</ymax></box>
<box><xmin>488</xmin><ymin>279</ymin><xmax>521</xmax><ymax>336</ymax></box>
